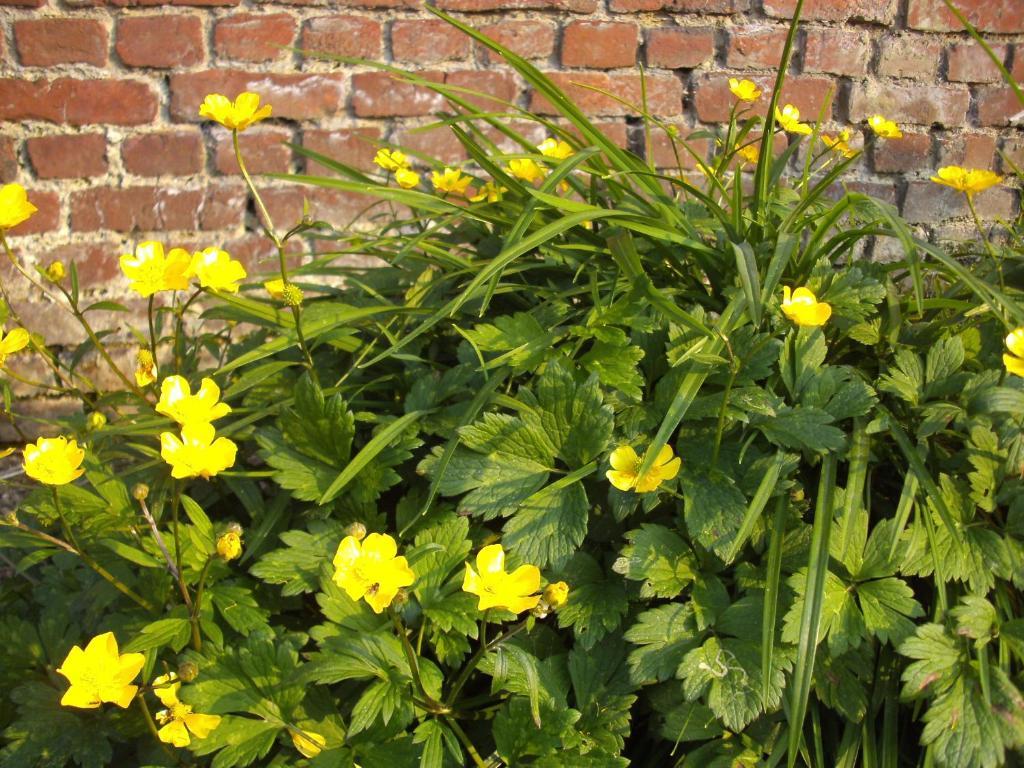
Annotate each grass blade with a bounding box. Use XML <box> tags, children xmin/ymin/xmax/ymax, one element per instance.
<box><xmin>762</xmin><ymin>493</ymin><xmax>788</xmax><ymax>706</ymax></box>
<box><xmin>727</xmin><ymin>450</ymin><xmax>786</xmax><ymax>565</ymax></box>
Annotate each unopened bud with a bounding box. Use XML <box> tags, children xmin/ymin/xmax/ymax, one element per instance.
<box><xmin>391</xmin><ymin>588</ymin><xmax>409</xmax><ymax>608</ymax></box>
<box><xmin>177</xmin><ymin>661</ymin><xmax>199</xmax><ymax>683</ymax></box>
<box><xmin>132</xmin><ymin>483</ymin><xmax>150</xmax><ymax>501</ymax></box>
<box><xmin>543</xmin><ymin>581</ymin><xmax>569</xmax><ymax>610</ymax></box>
<box><xmin>2</xmin><ymin>509</ymin><xmax>17</xmax><ymax>525</ymax></box>
<box><xmin>45</xmin><ymin>261</ymin><xmax>66</xmax><ymax>283</ymax></box>
<box><xmin>87</xmin><ymin>411</ymin><xmax>107</xmax><ymax>430</ymax></box>
<box><xmin>791</xmin><ymin>488</ymin><xmax>805</xmax><ymax>502</ymax></box>
<box><xmin>345</xmin><ymin>522</ymin><xmax>367</xmax><ymax>541</ymax></box>
<box><xmin>216</xmin><ymin>530</ymin><xmax>242</xmax><ymax>561</ymax></box>
<box><xmin>282</xmin><ymin>284</ymin><xmax>304</xmax><ymax>307</ymax></box>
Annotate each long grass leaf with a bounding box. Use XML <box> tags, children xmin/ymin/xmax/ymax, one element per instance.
<box><xmin>727</xmin><ymin>451</ymin><xmax>786</xmax><ymax>564</ymax></box>
<box><xmin>762</xmin><ymin>493</ymin><xmax>788</xmax><ymax>706</ymax></box>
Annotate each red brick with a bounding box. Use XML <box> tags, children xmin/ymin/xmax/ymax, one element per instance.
<box><xmin>116</xmin><ymin>16</ymin><xmax>204</xmax><ymax>68</ymax></box>
<box><xmin>947</xmin><ymin>43</ymin><xmax>1006</xmax><ymax>84</ymax></box>
<box><xmin>647</xmin><ymin>130</ymin><xmax>712</xmax><ymax>169</ymax></box>
<box><xmin>392</xmin><ymin>19</ymin><xmax>471</xmax><ymax>64</ymax></box>
<box><xmin>70</xmin><ymin>184</ymin><xmax>246</xmax><ymax>232</ymax></box>
<box><xmin>44</xmin><ymin>240</ymin><xmax>123</xmax><ymax>288</ymax></box>
<box><xmin>1001</xmin><ymin>137</ymin><xmax>1024</xmax><ymax>172</ymax></box>
<box><xmin>908</xmin><ymin>0</ymin><xmax>1024</xmax><ymax>33</ymax></box>
<box><xmin>0</xmin><ymin>138</ymin><xmax>18</xmax><ymax>182</ymax></box>
<box><xmin>255</xmin><ymin>0</ymin><xmax>409</xmax><ymax>7</ymax></box>
<box><xmin>0</xmin><ymin>78</ymin><xmax>157</xmax><ymax>125</ymax></box>
<box><xmin>351</xmin><ymin>71</ymin><xmax>445</xmax><ymax>117</ymax></box>
<box><xmin>727</xmin><ymin>26</ymin><xmax>788</xmax><ymax>70</ymax></box>
<box><xmin>392</xmin><ymin>126</ymin><xmax>469</xmax><ymax>165</ymax></box>
<box><xmin>609</xmin><ymin>0</ymin><xmax>744</xmax><ymax>11</ymax></box>
<box><xmin>872</xmin><ymin>131</ymin><xmax>931</xmax><ymax>172</ymax></box>
<box><xmin>848</xmin><ymin>82</ymin><xmax>969</xmax><ymax>127</ymax></box>
<box><xmin>764</xmin><ymin>0</ymin><xmax>895</xmax><ymax>22</ymax></box>
<box><xmin>1013</xmin><ymin>50</ymin><xmax>1024</xmax><ymax>81</ymax></box>
<box><xmin>477</xmin><ymin>20</ymin><xmax>556</xmax><ymax>62</ymax></box>
<box><xmin>645</xmin><ymin>28</ymin><xmax>715</xmax><ymax>70</ymax></box>
<box><xmin>0</xmin><ymin>0</ymin><xmax>47</xmax><ymax>7</ymax></box>
<box><xmin>902</xmin><ymin>179</ymin><xmax>1015</xmax><ymax>223</ymax></box>
<box><xmin>170</xmin><ymin>70</ymin><xmax>345</xmax><ymax>121</ymax></box>
<box><xmin>976</xmin><ymin>87</ymin><xmax>1023</xmax><ymax>127</ymax></box>
<box><xmin>301</xmin><ymin>15</ymin><xmax>381</xmax><ymax>59</ymax></box>
<box><xmin>122</xmin><ymin>131</ymin><xmax>204</xmax><ymax>176</ymax></box>
<box><xmin>436</xmin><ymin>0</ymin><xmax>597</xmax><ymax>11</ymax></box>
<box><xmin>26</xmin><ymin>134</ymin><xmax>107</xmax><ymax>179</ymax></box>
<box><xmin>877</xmin><ymin>35</ymin><xmax>941</xmax><ymax>79</ymax></box>
<box><xmin>530</xmin><ymin>72</ymin><xmax>682</xmax><ymax>116</ymax></box>
<box><xmin>937</xmin><ymin>131</ymin><xmax>996</xmax><ymax>169</ymax></box>
<box><xmin>301</xmin><ymin>127</ymin><xmax>382</xmax><ymax>174</ymax></box>
<box><xmin>803</xmin><ymin>28</ymin><xmax>871</xmax><ymax>77</ymax></box>
<box><xmin>215</xmin><ymin>13</ymin><xmax>295</xmax><ymax>63</ymax></box>
<box><xmin>14</xmin><ymin>18</ymin><xmax>108</xmax><ymax>66</ymax></box>
<box><xmin>446</xmin><ymin>70</ymin><xmax>520</xmax><ymax>111</ymax></box>
<box><xmin>215</xmin><ymin>127</ymin><xmax>292</xmax><ymax>174</ymax></box>
<box><xmin>7</xmin><ymin>190</ymin><xmax>59</xmax><ymax>236</ymax></box>
<box><xmin>261</xmin><ymin>186</ymin><xmax>367</xmax><ymax>230</ymax></box>
<box><xmin>693</xmin><ymin>74</ymin><xmax>834</xmax><ymax>123</ymax></box>
<box><xmin>562</xmin><ymin>22</ymin><xmax>638</xmax><ymax>69</ymax></box>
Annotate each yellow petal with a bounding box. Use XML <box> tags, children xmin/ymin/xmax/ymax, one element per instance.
<box><xmin>659</xmin><ymin>456</ymin><xmax>682</xmax><ymax>482</ymax></box>
<box><xmin>60</xmin><ymin>685</ymin><xmax>102</xmax><ymax>709</ymax></box>
<box><xmin>476</xmin><ymin>544</ymin><xmax>505</xmax><ymax>575</ymax></box>
<box><xmin>184</xmin><ymin>712</ymin><xmax>221</xmax><ymax>739</ymax></box>
<box><xmin>606</xmin><ymin>470</ymin><xmax>636</xmax><ymax>491</ymax></box>
<box><xmin>505</xmin><ymin>564</ymin><xmax>541</xmax><ymax>597</ymax></box>
<box><xmin>462</xmin><ymin>563</ymin><xmax>482</xmax><ymax>597</ymax></box>
<box><xmin>1006</xmin><ymin>329</ymin><xmax>1024</xmax><ymax>359</ymax></box>
<box><xmin>608</xmin><ymin>445</ymin><xmax>639</xmax><ymax>472</ymax></box>
<box><xmin>653</xmin><ymin>444</ymin><xmax>675</xmax><ymax>468</ymax></box>
<box><xmin>361</xmin><ymin>532</ymin><xmax>398</xmax><ymax>561</ymax></box>
<box><xmin>159</xmin><ymin>719</ymin><xmax>191</xmax><ymax>747</ymax></box>
<box><xmin>102</xmin><ymin>682</ymin><xmax>139</xmax><ymax>709</ymax></box>
<box><xmin>0</xmin><ymin>327</ymin><xmax>30</xmax><ymax>355</ymax></box>
<box><xmin>1004</xmin><ymin>353</ymin><xmax>1024</xmax><ymax>378</ymax></box>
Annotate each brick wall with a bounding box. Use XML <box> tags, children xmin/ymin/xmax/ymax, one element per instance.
<box><xmin>1</xmin><ymin>0</ymin><xmax>1022</xmax><ymax>312</ymax></box>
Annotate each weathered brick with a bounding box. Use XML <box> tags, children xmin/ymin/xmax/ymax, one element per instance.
<box><xmin>764</xmin><ymin>0</ymin><xmax>896</xmax><ymax>23</ymax></box>
<box><xmin>14</xmin><ymin>18</ymin><xmax>108</xmax><ymax>66</ymax></box>
<box><xmin>902</xmin><ymin>179</ymin><xmax>1015</xmax><ymax>223</ymax></box>
<box><xmin>351</xmin><ymin>71</ymin><xmax>445</xmax><ymax>117</ymax></box>
<box><xmin>170</xmin><ymin>70</ymin><xmax>345</xmax><ymax>121</ymax></box>
<box><xmin>0</xmin><ymin>398</ymin><xmax>79</xmax><ymax>443</ymax></box>
<box><xmin>530</xmin><ymin>72</ymin><xmax>682</xmax><ymax>116</ymax></box>
<box><xmin>908</xmin><ymin>0</ymin><xmax>1024</xmax><ymax>33</ymax></box>
<box><xmin>848</xmin><ymin>82</ymin><xmax>969</xmax><ymax>127</ymax></box>
<box><xmin>937</xmin><ymin>131</ymin><xmax>996</xmax><ymax>169</ymax></box>
<box><xmin>0</xmin><ymin>137</ymin><xmax>17</xmax><ymax>182</ymax></box>
<box><xmin>446</xmin><ymin>70</ymin><xmax>520</xmax><ymax>110</ymax></box>
<box><xmin>947</xmin><ymin>43</ymin><xmax>1006</xmax><ymax>83</ymax></box>
<box><xmin>70</xmin><ymin>184</ymin><xmax>246</xmax><ymax>232</ymax></box>
<box><xmin>976</xmin><ymin>87</ymin><xmax>1023</xmax><ymax>127</ymax></box>
<box><xmin>215</xmin><ymin>127</ymin><xmax>293</xmax><ymax>174</ymax></box>
<box><xmin>877</xmin><ymin>35</ymin><xmax>941</xmax><ymax>79</ymax></box>
<box><xmin>645</xmin><ymin>27</ymin><xmax>715</xmax><ymax>70</ymax></box>
<box><xmin>436</xmin><ymin>0</ymin><xmax>597</xmax><ymax>11</ymax></box>
<box><xmin>0</xmin><ymin>0</ymin><xmax>47</xmax><ymax>7</ymax></box>
<box><xmin>727</xmin><ymin>26</ymin><xmax>788</xmax><ymax>70</ymax></box>
<box><xmin>215</xmin><ymin>13</ymin><xmax>295</xmax><ymax>63</ymax></box>
<box><xmin>609</xmin><ymin>0</ymin><xmax>744</xmax><ymax>12</ymax></box>
<box><xmin>392</xmin><ymin>18</ymin><xmax>470</xmax><ymax>64</ymax></box>
<box><xmin>694</xmin><ymin>74</ymin><xmax>834</xmax><ymax>123</ymax></box>
<box><xmin>562</xmin><ymin>21</ymin><xmax>638</xmax><ymax>68</ymax></box>
<box><xmin>647</xmin><ymin>130</ymin><xmax>712</xmax><ymax>169</ymax></box>
<box><xmin>122</xmin><ymin>131</ymin><xmax>204</xmax><ymax>176</ymax></box>
<box><xmin>7</xmin><ymin>190</ymin><xmax>60</xmax><ymax>236</ymax></box>
<box><xmin>301</xmin><ymin>15</ymin><xmax>381</xmax><ymax>59</ymax></box>
<box><xmin>44</xmin><ymin>240</ymin><xmax>123</xmax><ymax>288</ymax></box>
<box><xmin>261</xmin><ymin>186</ymin><xmax>368</xmax><ymax>230</ymax></box>
<box><xmin>392</xmin><ymin>126</ymin><xmax>469</xmax><ymax>166</ymax></box>
<box><xmin>477</xmin><ymin>20</ymin><xmax>556</xmax><ymax>62</ymax></box>
<box><xmin>116</xmin><ymin>15</ymin><xmax>204</xmax><ymax>68</ymax></box>
<box><xmin>26</xmin><ymin>134</ymin><xmax>107</xmax><ymax>179</ymax></box>
<box><xmin>0</xmin><ymin>78</ymin><xmax>157</xmax><ymax>125</ymax></box>
<box><xmin>1001</xmin><ymin>137</ymin><xmax>1024</xmax><ymax>172</ymax></box>
<box><xmin>301</xmin><ymin>126</ymin><xmax>383</xmax><ymax>174</ymax></box>
<box><xmin>803</xmin><ymin>28</ymin><xmax>871</xmax><ymax>77</ymax></box>
<box><xmin>872</xmin><ymin>131</ymin><xmax>931</xmax><ymax>172</ymax></box>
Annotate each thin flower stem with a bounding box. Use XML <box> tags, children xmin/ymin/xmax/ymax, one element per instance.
<box><xmin>965</xmin><ymin>193</ymin><xmax>1005</xmax><ymax>293</ymax></box>
<box><xmin>390</xmin><ymin>608</ymin><xmax>446</xmax><ymax>713</ymax></box>
<box><xmin>147</xmin><ymin>294</ymin><xmax>158</xmax><ymax>363</ymax></box>
<box><xmin>137</xmin><ymin>692</ymin><xmax>179</xmax><ymax>764</ymax></box>
<box><xmin>169</xmin><ymin>482</ymin><xmax>185</xmax><ymax>598</ymax></box>
<box><xmin>444</xmin><ymin>716</ymin><xmax>488</xmax><ymax>768</ymax></box>
<box><xmin>173</xmin><ymin>289</ymin><xmax>202</xmax><ymax>374</ymax></box>
<box><xmin>137</xmin><ymin>494</ymin><xmax>197</xmax><ymax>645</ymax></box>
<box><xmin>446</xmin><ymin>620</ymin><xmax>528</xmax><ymax>707</ymax></box>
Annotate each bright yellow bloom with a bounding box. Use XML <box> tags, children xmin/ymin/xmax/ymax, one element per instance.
<box><xmin>463</xmin><ymin>544</ymin><xmax>541</xmax><ymax>613</ymax></box>
<box><xmin>45</xmin><ymin>261</ymin><xmax>66</xmax><ymax>283</ymax></box>
<box><xmin>264</xmin><ymin>278</ymin><xmax>285</xmax><ymax>299</ymax></box>
<box><xmin>930</xmin><ymin>166</ymin><xmax>1003</xmax><ymax>198</ymax></box>
<box><xmin>56</xmin><ymin>632</ymin><xmax>145</xmax><ymax>709</ymax></box>
<box><xmin>736</xmin><ymin>145</ymin><xmax>760</xmax><ymax>166</ymax></box>
<box><xmin>507</xmin><ymin>158</ymin><xmax>547</xmax><ymax>184</ymax></box>
<box><xmin>119</xmin><ymin>241</ymin><xmax>192</xmax><ymax>298</ymax></box>
<box><xmin>394</xmin><ymin>168</ymin><xmax>421</xmax><ymax>189</ymax></box>
<box><xmin>156</xmin><ymin>375</ymin><xmax>231</xmax><ymax>427</ymax></box>
<box><xmin>543</xmin><ymin>581</ymin><xmax>570</xmax><ymax>609</ymax></box>
<box><xmin>868</xmin><ymin>115</ymin><xmax>902</xmax><ymax>139</ymax></box>
<box><xmin>431</xmin><ymin>167</ymin><xmax>473</xmax><ymax>197</ymax></box>
<box><xmin>135</xmin><ymin>348</ymin><xmax>157</xmax><ymax>387</ymax></box>
<box><xmin>187</xmin><ymin>247</ymin><xmax>247</xmax><ymax>292</ymax></box>
<box><xmin>198</xmin><ymin>92</ymin><xmax>272</xmax><ymax>132</ymax></box>
<box><xmin>781</xmin><ymin>286</ymin><xmax>832</xmax><ymax>327</ymax></box>
<box><xmin>160</xmin><ymin>422</ymin><xmax>237</xmax><ymax>480</ymax></box>
<box><xmin>0</xmin><ymin>183</ymin><xmax>38</xmax><ymax>231</ymax></box>
<box><xmin>87</xmin><ymin>411</ymin><xmax>107</xmax><ymax>430</ymax></box>
<box><xmin>216</xmin><ymin>531</ymin><xmax>242</xmax><ymax>561</ymax></box>
<box><xmin>470</xmin><ymin>181</ymin><xmax>505</xmax><ymax>203</ymax></box>
<box><xmin>332</xmin><ymin>533</ymin><xmax>415</xmax><ymax>614</ymax></box>
<box><xmin>292</xmin><ymin>730</ymin><xmax>327</xmax><ymax>758</ymax></box>
<box><xmin>1004</xmin><ymin>328</ymin><xmax>1024</xmax><ymax>377</ymax></box>
<box><xmin>0</xmin><ymin>325</ymin><xmax>30</xmax><ymax>367</ymax></box>
<box><xmin>775</xmin><ymin>104</ymin><xmax>812</xmax><ymax>135</ymax></box>
<box><xmin>729</xmin><ymin>78</ymin><xmax>762</xmax><ymax>103</ymax></box>
<box><xmin>606</xmin><ymin>444</ymin><xmax>681</xmax><ymax>493</ymax></box>
<box><xmin>23</xmin><ymin>436</ymin><xmax>85</xmax><ymax>486</ymax></box>
<box><xmin>152</xmin><ymin>673</ymin><xmax>221</xmax><ymax>747</ymax></box>
<box><xmin>537</xmin><ymin>137</ymin><xmax>574</xmax><ymax>160</ymax></box>
<box><xmin>822</xmin><ymin>129</ymin><xmax>856</xmax><ymax>159</ymax></box>
<box><xmin>374</xmin><ymin>148</ymin><xmax>411</xmax><ymax>172</ymax></box>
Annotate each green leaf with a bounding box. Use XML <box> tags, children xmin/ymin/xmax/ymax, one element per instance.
<box><xmin>190</xmin><ymin>716</ymin><xmax>280</xmax><ymax>768</ymax></box>
<box><xmin>754</xmin><ymin>406</ymin><xmax>846</xmax><ymax>453</ymax></box>
<box><xmin>612</xmin><ymin>524</ymin><xmax>696</xmax><ymax>598</ymax></box>
<box><xmin>623</xmin><ymin>602</ymin><xmax>700</xmax><ymax>684</ymax></box>
<box><xmin>580</xmin><ymin>340</ymin><xmax>645</xmax><ymax>400</ymax></box>
<box><xmin>181</xmin><ymin>494</ymin><xmax>216</xmax><ymax>556</ymax></box>
<box><xmin>284</xmin><ymin>373</ymin><xmax>355</xmax><ymax>466</ymax></box>
<box><xmin>250</xmin><ymin>521</ymin><xmax>344</xmax><ymax>596</ymax></box>
<box><xmin>503</xmin><ymin>480</ymin><xmax>589</xmax><ymax>568</ymax></box>
<box><xmin>554</xmin><ymin>552</ymin><xmax>629</xmax><ymax>651</ymax></box>
<box><xmin>124</xmin><ymin>613</ymin><xmax>192</xmax><ymax>653</ymax></box>
<box><xmin>680</xmin><ymin>469</ymin><xmax>748</xmax><ymax>560</ymax></box>
<box><xmin>461</xmin><ymin>312</ymin><xmax>559</xmax><ymax>372</ymax></box>
<box><xmin>421</xmin><ymin>445</ymin><xmax>549</xmax><ymax>520</ymax></box>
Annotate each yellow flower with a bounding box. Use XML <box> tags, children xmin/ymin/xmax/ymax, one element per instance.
<box><xmin>56</xmin><ymin>632</ymin><xmax>145</xmax><ymax>709</ymax></box>
<box><xmin>187</xmin><ymin>247</ymin><xmax>247</xmax><ymax>292</ymax></box>
<box><xmin>606</xmin><ymin>444</ymin><xmax>681</xmax><ymax>493</ymax></box>
<box><xmin>292</xmin><ymin>730</ymin><xmax>327</xmax><ymax>758</ymax></box>
<box><xmin>374</xmin><ymin>148</ymin><xmax>410</xmax><ymax>172</ymax></box>
<box><xmin>45</xmin><ymin>261</ymin><xmax>66</xmax><ymax>283</ymax></box>
<box><xmin>868</xmin><ymin>115</ymin><xmax>902</xmax><ymax>139</ymax></box>
<box><xmin>264</xmin><ymin>278</ymin><xmax>285</xmax><ymax>299</ymax></box>
<box><xmin>537</xmin><ymin>137</ymin><xmax>574</xmax><ymax>160</ymax></box>
<box><xmin>775</xmin><ymin>104</ymin><xmax>812</xmax><ymax>135</ymax></box>
<box><xmin>216</xmin><ymin>531</ymin><xmax>242</xmax><ymax>561</ymax></box>
<box><xmin>1004</xmin><ymin>328</ymin><xmax>1024</xmax><ymax>377</ymax></box>
<box><xmin>930</xmin><ymin>166</ymin><xmax>1003</xmax><ymax>198</ymax></box>
<box><xmin>736</xmin><ymin>145</ymin><xmax>760</xmax><ymax>166</ymax></box>
<box><xmin>821</xmin><ymin>129</ymin><xmax>857</xmax><ymax>159</ymax></box>
<box><xmin>470</xmin><ymin>181</ymin><xmax>505</xmax><ymax>203</ymax></box>
<box><xmin>198</xmin><ymin>92</ymin><xmax>272</xmax><ymax>132</ymax></box>
<box><xmin>0</xmin><ymin>325</ymin><xmax>30</xmax><ymax>367</ymax></box>
<box><xmin>729</xmin><ymin>78</ymin><xmax>762</xmax><ymax>103</ymax></box>
<box><xmin>543</xmin><ymin>581</ymin><xmax>569</xmax><ymax>609</ymax></box>
<box><xmin>431</xmin><ymin>167</ymin><xmax>473</xmax><ymax>197</ymax></box>
<box><xmin>0</xmin><ymin>183</ymin><xmax>38</xmax><ymax>231</ymax></box>
<box><xmin>119</xmin><ymin>241</ymin><xmax>192</xmax><ymax>298</ymax></box>
<box><xmin>160</xmin><ymin>422</ymin><xmax>238</xmax><ymax>480</ymax></box>
<box><xmin>332</xmin><ymin>532</ymin><xmax>415</xmax><ymax>614</ymax></box>
<box><xmin>781</xmin><ymin>286</ymin><xmax>832</xmax><ymax>327</ymax></box>
<box><xmin>156</xmin><ymin>375</ymin><xmax>231</xmax><ymax>427</ymax></box>
<box><xmin>23</xmin><ymin>436</ymin><xmax>85</xmax><ymax>486</ymax></box>
<box><xmin>135</xmin><ymin>348</ymin><xmax>157</xmax><ymax>387</ymax></box>
<box><xmin>87</xmin><ymin>411</ymin><xmax>107</xmax><ymax>430</ymax></box>
<box><xmin>507</xmin><ymin>158</ymin><xmax>547</xmax><ymax>184</ymax></box>
<box><xmin>152</xmin><ymin>673</ymin><xmax>221</xmax><ymax>747</ymax></box>
<box><xmin>394</xmin><ymin>168</ymin><xmax>421</xmax><ymax>189</ymax></box>
<box><xmin>462</xmin><ymin>543</ymin><xmax>541</xmax><ymax>614</ymax></box>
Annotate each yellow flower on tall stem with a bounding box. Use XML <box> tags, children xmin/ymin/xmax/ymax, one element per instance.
<box><xmin>606</xmin><ymin>444</ymin><xmax>681</xmax><ymax>493</ymax></box>
<box><xmin>156</xmin><ymin>375</ymin><xmax>231</xmax><ymax>426</ymax></box>
<box><xmin>781</xmin><ymin>286</ymin><xmax>832</xmax><ymax>327</ymax></box>
<box><xmin>736</xmin><ymin>144</ymin><xmax>760</xmax><ymax>167</ymax></box>
<box><xmin>152</xmin><ymin>673</ymin><xmax>221</xmax><ymax>747</ymax></box>
<box><xmin>537</xmin><ymin>137</ymin><xmax>574</xmax><ymax>160</ymax></box>
<box><xmin>332</xmin><ymin>532</ymin><xmax>415</xmax><ymax>613</ymax></box>
<box><xmin>431</xmin><ymin>167</ymin><xmax>473</xmax><ymax>197</ymax></box>
<box><xmin>930</xmin><ymin>167</ymin><xmax>1003</xmax><ymax>198</ymax></box>
<box><xmin>160</xmin><ymin>423</ymin><xmax>237</xmax><ymax>479</ymax></box>
<box><xmin>822</xmin><ymin>129</ymin><xmax>856</xmax><ymax>159</ymax></box>
<box><xmin>23</xmin><ymin>436</ymin><xmax>85</xmax><ymax>486</ymax></box>
<box><xmin>507</xmin><ymin>158</ymin><xmax>547</xmax><ymax>183</ymax></box>
<box><xmin>119</xmin><ymin>241</ymin><xmax>191</xmax><ymax>298</ymax></box>
<box><xmin>775</xmin><ymin>104</ymin><xmax>812</xmax><ymax>135</ymax></box>
<box><xmin>462</xmin><ymin>544</ymin><xmax>541</xmax><ymax>614</ymax></box>
<box><xmin>470</xmin><ymin>181</ymin><xmax>505</xmax><ymax>203</ymax></box>
<box><xmin>0</xmin><ymin>325</ymin><xmax>30</xmax><ymax>367</ymax></box>
<box><xmin>56</xmin><ymin>632</ymin><xmax>145</xmax><ymax>709</ymax></box>
<box><xmin>187</xmin><ymin>247</ymin><xmax>247</xmax><ymax>292</ymax></box>
<box><xmin>0</xmin><ymin>183</ymin><xmax>38</xmax><ymax>230</ymax></box>
<box><xmin>374</xmin><ymin>148</ymin><xmax>411</xmax><ymax>172</ymax></box>
<box><xmin>868</xmin><ymin>115</ymin><xmax>902</xmax><ymax>139</ymax></box>
<box><xmin>1004</xmin><ymin>328</ymin><xmax>1024</xmax><ymax>377</ymax></box>
<box><xmin>216</xmin><ymin>530</ymin><xmax>242</xmax><ymax>561</ymax></box>
<box><xmin>729</xmin><ymin>78</ymin><xmax>762</xmax><ymax>103</ymax></box>
<box><xmin>198</xmin><ymin>92</ymin><xmax>272</xmax><ymax>132</ymax></box>
<box><xmin>394</xmin><ymin>168</ymin><xmax>421</xmax><ymax>189</ymax></box>
<box><xmin>135</xmin><ymin>348</ymin><xmax>158</xmax><ymax>387</ymax></box>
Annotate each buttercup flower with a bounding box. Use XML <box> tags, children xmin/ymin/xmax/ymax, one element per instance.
<box><xmin>198</xmin><ymin>92</ymin><xmax>272</xmax><ymax>132</ymax></box>
<box><xmin>23</xmin><ymin>436</ymin><xmax>85</xmax><ymax>486</ymax></box>
<box><xmin>1004</xmin><ymin>328</ymin><xmax>1024</xmax><ymax>377</ymax></box>
<box><xmin>470</xmin><ymin>181</ymin><xmax>505</xmax><ymax>203</ymax></box>
<box><xmin>56</xmin><ymin>632</ymin><xmax>145</xmax><ymax>709</ymax></box>
<box><xmin>394</xmin><ymin>168</ymin><xmax>421</xmax><ymax>189</ymax></box>
<box><xmin>775</xmin><ymin>104</ymin><xmax>812</xmax><ymax>135</ymax></box>
<box><xmin>0</xmin><ymin>183</ymin><xmax>38</xmax><ymax>231</ymax></box>
<box><xmin>216</xmin><ymin>531</ymin><xmax>242</xmax><ymax>561</ymax></box>
<box><xmin>736</xmin><ymin>145</ymin><xmax>760</xmax><ymax>166</ymax></box>
<box><xmin>781</xmin><ymin>286</ymin><xmax>832</xmax><ymax>327</ymax></box>
<box><xmin>87</xmin><ymin>411</ymin><xmax>107</xmax><ymax>430</ymax></box>
<box><xmin>930</xmin><ymin>166</ymin><xmax>1003</xmax><ymax>198</ymax></box>
<box><xmin>187</xmin><ymin>247</ymin><xmax>247</xmax><ymax>292</ymax></box>
<box><xmin>432</xmin><ymin>167</ymin><xmax>473</xmax><ymax>197</ymax></box>
<box><xmin>292</xmin><ymin>730</ymin><xmax>327</xmax><ymax>758</ymax></box>
<box><xmin>0</xmin><ymin>325</ymin><xmax>30</xmax><ymax>367</ymax></box>
<box><xmin>264</xmin><ymin>278</ymin><xmax>285</xmax><ymax>299</ymax></box>
<box><xmin>374</xmin><ymin>148</ymin><xmax>411</xmax><ymax>172</ymax></box>
<box><xmin>156</xmin><ymin>376</ymin><xmax>231</xmax><ymax>426</ymax></box>
<box><xmin>543</xmin><ymin>581</ymin><xmax>570</xmax><ymax>609</ymax></box>
<box><xmin>868</xmin><ymin>115</ymin><xmax>902</xmax><ymax>139</ymax></box>
<box><xmin>135</xmin><ymin>348</ymin><xmax>157</xmax><ymax>387</ymax></box>
<box><xmin>160</xmin><ymin>422</ymin><xmax>238</xmax><ymax>479</ymax></box>
<box><xmin>463</xmin><ymin>544</ymin><xmax>541</xmax><ymax>613</ymax></box>
<box><xmin>537</xmin><ymin>137</ymin><xmax>574</xmax><ymax>160</ymax></box>
<box><xmin>152</xmin><ymin>673</ymin><xmax>221</xmax><ymax>747</ymax></box>
<box><xmin>729</xmin><ymin>78</ymin><xmax>762</xmax><ymax>103</ymax></box>
<box><xmin>507</xmin><ymin>158</ymin><xmax>547</xmax><ymax>183</ymax></box>
<box><xmin>606</xmin><ymin>444</ymin><xmax>681</xmax><ymax>493</ymax></box>
<box><xmin>822</xmin><ymin>129</ymin><xmax>856</xmax><ymax>159</ymax></box>
<box><xmin>332</xmin><ymin>533</ymin><xmax>415</xmax><ymax>613</ymax></box>
<box><xmin>45</xmin><ymin>261</ymin><xmax>66</xmax><ymax>283</ymax></box>
<box><xmin>119</xmin><ymin>241</ymin><xmax>191</xmax><ymax>298</ymax></box>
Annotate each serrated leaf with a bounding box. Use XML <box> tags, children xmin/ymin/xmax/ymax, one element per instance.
<box><xmin>612</xmin><ymin>524</ymin><xmax>696</xmax><ymax>598</ymax></box>
<box><xmin>623</xmin><ymin>603</ymin><xmax>700</xmax><ymax>684</ymax></box>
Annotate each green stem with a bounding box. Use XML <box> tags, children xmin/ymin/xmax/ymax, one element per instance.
<box><xmin>444</xmin><ymin>716</ymin><xmax>488</xmax><ymax>768</ymax></box>
<box><xmin>446</xmin><ymin>620</ymin><xmax>528</xmax><ymax>707</ymax></box>
<box><xmin>137</xmin><ymin>693</ymin><xmax>179</xmax><ymax>763</ymax></box>
<box><xmin>711</xmin><ymin>363</ymin><xmax>738</xmax><ymax>469</ymax></box>
<box><xmin>169</xmin><ymin>483</ymin><xmax>185</xmax><ymax>599</ymax></box>
<box><xmin>965</xmin><ymin>193</ymin><xmax>1005</xmax><ymax>293</ymax></box>
<box><xmin>390</xmin><ymin>608</ymin><xmax>446</xmax><ymax>713</ymax></box>
<box><xmin>147</xmin><ymin>294</ymin><xmax>158</xmax><ymax>364</ymax></box>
